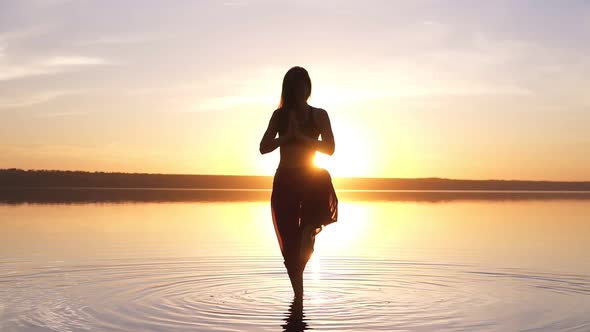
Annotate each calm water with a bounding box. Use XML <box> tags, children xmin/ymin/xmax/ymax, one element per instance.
<box><xmin>1</xmin><ymin>192</ymin><xmax>590</xmax><ymax>331</ymax></box>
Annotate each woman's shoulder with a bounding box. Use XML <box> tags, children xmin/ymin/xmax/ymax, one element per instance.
<box><xmin>309</xmin><ymin>106</ymin><xmax>329</xmax><ymax>122</ymax></box>
<box><xmin>271</xmin><ymin>107</ymin><xmax>286</xmax><ymax>119</ymax></box>
<box><xmin>311</xmin><ymin>105</ymin><xmax>328</xmax><ymax>113</ymax></box>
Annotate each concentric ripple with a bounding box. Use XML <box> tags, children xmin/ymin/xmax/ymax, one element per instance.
<box><xmin>1</xmin><ymin>257</ymin><xmax>590</xmax><ymax>332</ymax></box>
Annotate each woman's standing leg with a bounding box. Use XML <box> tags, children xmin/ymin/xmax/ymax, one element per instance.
<box><xmin>271</xmin><ymin>193</ymin><xmax>304</xmax><ymax>298</ymax></box>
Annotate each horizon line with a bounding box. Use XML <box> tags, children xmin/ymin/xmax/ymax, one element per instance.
<box><xmin>1</xmin><ymin>168</ymin><xmax>589</xmax><ymax>183</ymax></box>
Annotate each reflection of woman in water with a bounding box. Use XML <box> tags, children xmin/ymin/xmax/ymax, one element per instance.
<box><xmin>259</xmin><ymin>66</ymin><xmax>338</xmax><ymax>299</ymax></box>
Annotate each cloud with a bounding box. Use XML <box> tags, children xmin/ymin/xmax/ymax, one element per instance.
<box><xmin>77</xmin><ymin>33</ymin><xmax>171</xmax><ymax>46</ymax></box>
<box><xmin>0</xmin><ymin>89</ymin><xmax>90</xmax><ymax>109</ymax></box>
<box><xmin>0</xmin><ymin>63</ymin><xmax>57</xmax><ymax>81</ymax></box>
<box><xmin>0</xmin><ymin>55</ymin><xmax>109</xmax><ymax>81</ymax></box>
<box><xmin>0</xmin><ymin>25</ymin><xmax>110</xmax><ymax>81</ymax></box>
<box><xmin>34</xmin><ymin>110</ymin><xmax>90</xmax><ymax>118</ymax></box>
<box><xmin>41</xmin><ymin>56</ymin><xmax>107</xmax><ymax>66</ymax></box>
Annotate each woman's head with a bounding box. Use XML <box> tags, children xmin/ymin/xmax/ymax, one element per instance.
<box><xmin>279</xmin><ymin>66</ymin><xmax>311</xmax><ymax>109</ymax></box>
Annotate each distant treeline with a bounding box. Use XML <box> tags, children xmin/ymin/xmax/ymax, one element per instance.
<box><xmin>0</xmin><ymin>169</ymin><xmax>271</xmax><ymax>189</ymax></box>
<box><xmin>1</xmin><ymin>169</ymin><xmax>590</xmax><ymax>191</ymax></box>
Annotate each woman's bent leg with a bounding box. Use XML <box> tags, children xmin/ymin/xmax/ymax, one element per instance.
<box><xmin>299</xmin><ymin>225</ymin><xmax>319</xmax><ymax>272</ymax></box>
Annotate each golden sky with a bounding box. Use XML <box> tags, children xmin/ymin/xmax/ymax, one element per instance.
<box><xmin>0</xmin><ymin>1</ymin><xmax>589</xmax><ymax>180</ymax></box>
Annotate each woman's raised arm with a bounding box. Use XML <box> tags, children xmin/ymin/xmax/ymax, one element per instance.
<box><xmin>259</xmin><ymin>111</ymin><xmax>284</xmax><ymax>154</ymax></box>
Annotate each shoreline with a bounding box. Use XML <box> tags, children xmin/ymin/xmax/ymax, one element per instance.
<box><xmin>2</xmin><ymin>169</ymin><xmax>590</xmax><ymax>191</ymax></box>
<box><xmin>2</xmin><ymin>186</ymin><xmax>590</xmax><ymax>204</ymax></box>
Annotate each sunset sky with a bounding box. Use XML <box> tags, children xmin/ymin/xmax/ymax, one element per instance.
<box><xmin>1</xmin><ymin>0</ymin><xmax>589</xmax><ymax>180</ymax></box>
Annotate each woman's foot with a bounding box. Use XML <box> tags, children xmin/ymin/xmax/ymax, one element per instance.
<box><xmin>285</xmin><ymin>262</ymin><xmax>304</xmax><ymax>299</ymax></box>
<box><xmin>293</xmin><ymin>293</ymin><xmax>304</xmax><ymax>305</ymax></box>
<box><xmin>293</xmin><ymin>271</ymin><xmax>304</xmax><ymax>299</ymax></box>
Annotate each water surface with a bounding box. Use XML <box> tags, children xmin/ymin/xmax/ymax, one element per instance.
<box><xmin>1</xmin><ymin>193</ymin><xmax>589</xmax><ymax>331</ymax></box>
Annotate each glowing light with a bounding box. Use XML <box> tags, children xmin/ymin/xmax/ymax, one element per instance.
<box><xmin>314</xmin><ymin>124</ymin><xmax>373</xmax><ymax>177</ymax></box>
<box><xmin>314</xmin><ymin>203</ymin><xmax>370</xmax><ymax>258</ymax></box>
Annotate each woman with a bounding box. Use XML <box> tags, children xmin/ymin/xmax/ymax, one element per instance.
<box><xmin>259</xmin><ymin>66</ymin><xmax>338</xmax><ymax>299</ymax></box>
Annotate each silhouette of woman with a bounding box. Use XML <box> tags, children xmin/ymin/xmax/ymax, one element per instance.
<box><xmin>259</xmin><ymin>66</ymin><xmax>338</xmax><ymax>299</ymax></box>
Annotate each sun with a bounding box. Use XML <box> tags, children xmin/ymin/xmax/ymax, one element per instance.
<box><xmin>314</xmin><ymin>124</ymin><xmax>372</xmax><ymax>177</ymax></box>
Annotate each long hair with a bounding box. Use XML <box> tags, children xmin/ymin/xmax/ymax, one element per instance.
<box><xmin>279</xmin><ymin>66</ymin><xmax>312</xmax><ymax>109</ymax></box>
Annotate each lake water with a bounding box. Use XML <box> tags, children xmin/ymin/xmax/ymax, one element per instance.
<box><xmin>1</xmin><ymin>191</ymin><xmax>589</xmax><ymax>331</ymax></box>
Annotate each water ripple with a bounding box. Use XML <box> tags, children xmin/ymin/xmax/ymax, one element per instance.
<box><xmin>1</xmin><ymin>257</ymin><xmax>590</xmax><ymax>331</ymax></box>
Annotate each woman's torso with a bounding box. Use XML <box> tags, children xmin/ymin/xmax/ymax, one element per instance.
<box><xmin>276</xmin><ymin>106</ymin><xmax>321</xmax><ymax>169</ymax></box>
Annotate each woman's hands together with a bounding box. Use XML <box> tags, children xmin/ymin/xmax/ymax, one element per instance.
<box><xmin>284</xmin><ymin>110</ymin><xmax>304</xmax><ymax>143</ymax></box>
